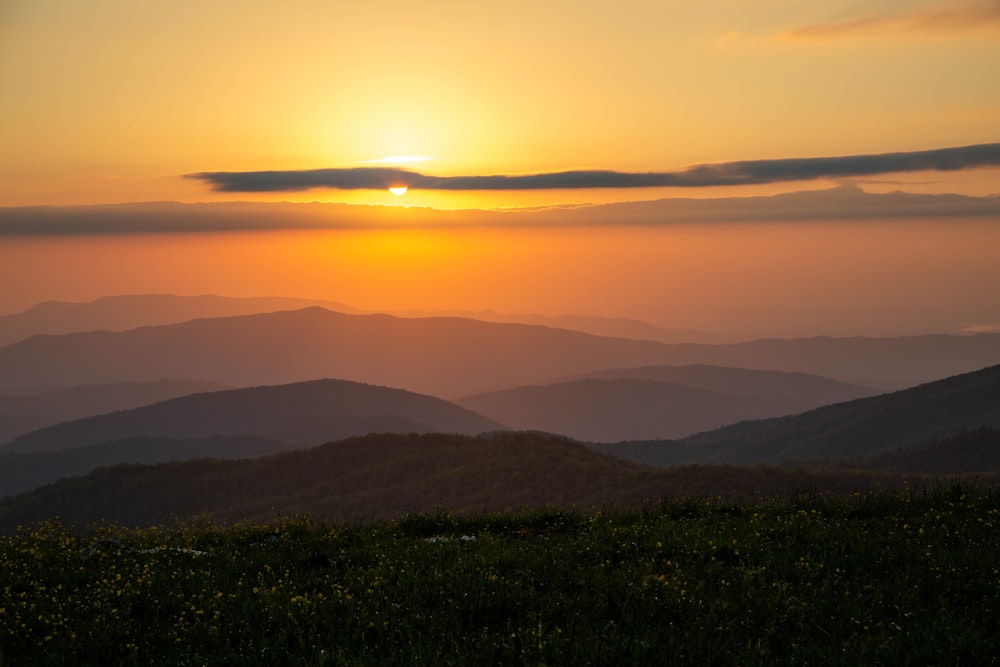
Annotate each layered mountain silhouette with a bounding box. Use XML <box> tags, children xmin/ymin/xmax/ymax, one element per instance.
<box><xmin>0</xmin><ymin>294</ymin><xmax>728</xmax><ymax>347</ymax></box>
<box><xmin>0</xmin><ymin>294</ymin><xmax>364</xmax><ymax>347</ymax></box>
<box><xmin>1</xmin><ymin>307</ymin><xmax>998</xmax><ymax>398</ymax></box>
<box><xmin>458</xmin><ymin>366</ymin><xmax>877</xmax><ymax>441</ymax></box>
<box><xmin>0</xmin><ymin>431</ymin><xmax>922</xmax><ymax>533</ymax></box>
<box><xmin>0</xmin><ymin>379</ymin><xmax>227</xmax><ymax>443</ymax></box>
<box><xmin>0</xmin><ymin>308</ymin><xmax>698</xmax><ymax>397</ymax></box>
<box><xmin>392</xmin><ymin>309</ymin><xmax>730</xmax><ymax>344</ymax></box>
<box><xmin>592</xmin><ymin>364</ymin><xmax>1000</xmax><ymax>468</ymax></box>
<box><xmin>1</xmin><ymin>379</ymin><xmax>503</xmax><ymax>454</ymax></box>
<box><xmin>562</xmin><ymin>364</ymin><xmax>877</xmax><ymax>405</ymax></box>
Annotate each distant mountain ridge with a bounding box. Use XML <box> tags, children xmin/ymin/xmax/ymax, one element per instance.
<box><xmin>1</xmin><ymin>378</ymin><xmax>503</xmax><ymax>454</ymax></box>
<box><xmin>0</xmin><ymin>308</ymin><xmax>690</xmax><ymax>397</ymax></box>
<box><xmin>0</xmin><ymin>293</ymin><xmax>728</xmax><ymax>347</ymax></box>
<box><xmin>459</xmin><ymin>379</ymin><xmax>796</xmax><ymax>442</ymax></box>
<box><xmin>0</xmin><ymin>294</ymin><xmax>363</xmax><ymax>347</ymax></box>
<box><xmin>392</xmin><ymin>309</ymin><xmax>731</xmax><ymax>344</ymax></box>
<box><xmin>1</xmin><ymin>306</ymin><xmax>998</xmax><ymax>397</ymax></box>
<box><xmin>560</xmin><ymin>364</ymin><xmax>877</xmax><ymax>404</ymax></box>
<box><xmin>457</xmin><ymin>366</ymin><xmax>878</xmax><ymax>442</ymax></box>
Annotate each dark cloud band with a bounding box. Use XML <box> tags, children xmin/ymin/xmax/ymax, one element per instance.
<box><xmin>189</xmin><ymin>143</ymin><xmax>1000</xmax><ymax>192</ymax></box>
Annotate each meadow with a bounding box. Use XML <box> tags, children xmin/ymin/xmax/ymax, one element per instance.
<box><xmin>2</xmin><ymin>482</ymin><xmax>998</xmax><ymax>665</ymax></box>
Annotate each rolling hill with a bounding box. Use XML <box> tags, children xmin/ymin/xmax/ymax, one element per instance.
<box><xmin>1</xmin><ymin>378</ymin><xmax>503</xmax><ymax>454</ymax></box>
<box><xmin>0</xmin><ymin>435</ymin><xmax>297</xmax><ymax>498</ymax></box>
<box><xmin>0</xmin><ymin>431</ymin><xmax>926</xmax><ymax>533</ymax></box>
<box><xmin>1</xmin><ymin>307</ymin><xmax>999</xmax><ymax>398</ymax></box>
<box><xmin>0</xmin><ymin>379</ymin><xmax>228</xmax><ymax>444</ymax></box>
<box><xmin>592</xmin><ymin>364</ymin><xmax>1000</xmax><ymax>468</ymax></box>
<box><xmin>560</xmin><ymin>364</ymin><xmax>878</xmax><ymax>405</ymax></box>
<box><xmin>846</xmin><ymin>427</ymin><xmax>1000</xmax><ymax>475</ymax></box>
<box><xmin>458</xmin><ymin>366</ymin><xmax>878</xmax><ymax>441</ymax></box>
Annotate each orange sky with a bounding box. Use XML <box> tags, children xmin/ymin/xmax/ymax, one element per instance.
<box><xmin>1</xmin><ymin>1</ymin><xmax>998</xmax><ymax>336</ymax></box>
<box><xmin>2</xmin><ymin>217</ymin><xmax>999</xmax><ymax>338</ymax></box>
<box><xmin>2</xmin><ymin>1</ymin><xmax>999</xmax><ymax>207</ymax></box>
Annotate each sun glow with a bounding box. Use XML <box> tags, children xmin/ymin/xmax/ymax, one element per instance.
<box><xmin>389</xmin><ymin>186</ymin><xmax>408</xmax><ymax>196</ymax></box>
<box><xmin>365</xmin><ymin>155</ymin><xmax>432</xmax><ymax>164</ymax></box>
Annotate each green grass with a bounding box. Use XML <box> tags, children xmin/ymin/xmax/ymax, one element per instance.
<box><xmin>2</xmin><ymin>482</ymin><xmax>999</xmax><ymax>665</ymax></box>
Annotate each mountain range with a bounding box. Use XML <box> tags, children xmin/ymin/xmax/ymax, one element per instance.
<box><xmin>0</xmin><ymin>294</ymin><xmax>364</xmax><ymax>347</ymax></box>
<box><xmin>0</xmin><ymin>431</ymin><xmax>927</xmax><ymax>534</ymax></box>
<box><xmin>0</xmin><ymin>364</ymin><xmax>997</xmax><ymax>521</ymax></box>
<box><xmin>0</xmin><ymin>365</ymin><xmax>890</xmax><ymax>498</ymax></box>
<box><xmin>457</xmin><ymin>366</ymin><xmax>876</xmax><ymax>441</ymax></box>
<box><xmin>592</xmin><ymin>364</ymin><xmax>1000</xmax><ymax>467</ymax></box>
<box><xmin>1</xmin><ymin>378</ymin><xmax>502</xmax><ymax>454</ymax></box>
<box><xmin>0</xmin><ymin>294</ymin><xmax>729</xmax><ymax>347</ymax></box>
<box><xmin>1</xmin><ymin>305</ymin><xmax>999</xmax><ymax>400</ymax></box>
<box><xmin>0</xmin><ymin>378</ymin><xmax>504</xmax><ymax>497</ymax></box>
<box><xmin>1</xmin><ymin>292</ymin><xmax>998</xmax><ymax>530</ymax></box>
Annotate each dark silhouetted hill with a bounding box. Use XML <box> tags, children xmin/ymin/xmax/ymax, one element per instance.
<box><xmin>0</xmin><ymin>379</ymin><xmax>227</xmax><ymax>444</ymax></box>
<box><xmin>593</xmin><ymin>365</ymin><xmax>1000</xmax><ymax>467</ymax></box>
<box><xmin>1</xmin><ymin>379</ymin><xmax>503</xmax><ymax>454</ymax></box>
<box><xmin>0</xmin><ymin>432</ymin><xmax>926</xmax><ymax>532</ymax></box>
<box><xmin>846</xmin><ymin>426</ymin><xmax>1000</xmax><ymax>474</ymax></box>
<box><xmin>0</xmin><ymin>435</ymin><xmax>297</xmax><ymax>498</ymax></box>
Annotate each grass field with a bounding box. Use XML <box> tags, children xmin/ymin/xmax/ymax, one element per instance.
<box><xmin>2</xmin><ymin>482</ymin><xmax>998</xmax><ymax>665</ymax></box>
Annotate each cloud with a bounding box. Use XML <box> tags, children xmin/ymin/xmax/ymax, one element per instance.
<box><xmin>3</xmin><ymin>185</ymin><xmax>1000</xmax><ymax>236</ymax></box>
<box><xmin>782</xmin><ymin>1</ymin><xmax>1000</xmax><ymax>40</ymax></box>
<box><xmin>189</xmin><ymin>143</ymin><xmax>1000</xmax><ymax>193</ymax></box>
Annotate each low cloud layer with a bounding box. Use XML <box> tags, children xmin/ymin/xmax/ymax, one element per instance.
<box><xmin>3</xmin><ymin>185</ymin><xmax>1000</xmax><ymax>236</ymax></box>
<box><xmin>782</xmin><ymin>1</ymin><xmax>1000</xmax><ymax>40</ymax></box>
<box><xmin>190</xmin><ymin>143</ymin><xmax>1000</xmax><ymax>193</ymax></box>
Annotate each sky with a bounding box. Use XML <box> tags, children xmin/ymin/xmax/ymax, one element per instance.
<box><xmin>1</xmin><ymin>1</ymin><xmax>999</xmax><ymax>336</ymax></box>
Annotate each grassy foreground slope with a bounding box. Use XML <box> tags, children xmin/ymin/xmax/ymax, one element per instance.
<box><xmin>2</xmin><ymin>484</ymin><xmax>997</xmax><ymax>665</ymax></box>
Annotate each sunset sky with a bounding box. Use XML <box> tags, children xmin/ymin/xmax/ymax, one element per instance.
<box><xmin>1</xmin><ymin>1</ymin><xmax>998</xmax><ymax>336</ymax></box>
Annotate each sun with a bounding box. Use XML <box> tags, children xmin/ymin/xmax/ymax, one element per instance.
<box><xmin>364</xmin><ymin>155</ymin><xmax>432</xmax><ymax>164</ymax></box>
<box><xmin>388</xmin><ymin>186</ymin><xmax>408</xmax><ymax>196</ymax></box>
